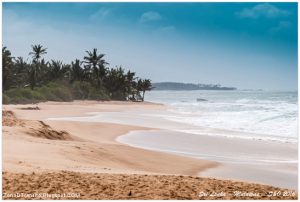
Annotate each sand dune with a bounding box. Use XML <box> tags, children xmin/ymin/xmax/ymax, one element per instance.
<box><xmin>2</xmin><ymin>110</ymin><xmax>24</xmax><ymax>127</ymax></box>
<box><xmin>26</xmin><ymin>121</ymin><xmax>72</xmax><ymax>141</ymax></box>
<box><xmin>3</xmin><ymin>110</ymin><xmax>72</xmax><ymax>140</ymax></box>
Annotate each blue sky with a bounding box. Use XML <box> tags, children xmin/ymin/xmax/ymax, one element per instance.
<box><xmin>3</xmin><ymin>2</ymin><xmax>298</xmax><ymax>90</ymax></box>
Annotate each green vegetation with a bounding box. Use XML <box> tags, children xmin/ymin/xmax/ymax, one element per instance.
<box><xmin>3</xmin><ymin>45</ymin><xmax>152</xmax><ymax>104</ymax></box>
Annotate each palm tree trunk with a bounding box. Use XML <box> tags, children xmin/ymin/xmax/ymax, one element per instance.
<box><xmin>142</xmin><ymin>90</ymin><xmax>145</xmax><ymax>102</ymax></box>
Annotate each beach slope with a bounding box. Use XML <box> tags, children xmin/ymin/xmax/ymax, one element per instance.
<box><xmin>2</xmin><ymin>101</ymin><xmax>297</xmax><ymax>200</ymax></box>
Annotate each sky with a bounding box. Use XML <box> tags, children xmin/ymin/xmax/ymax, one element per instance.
<box><xmin>2</xmin><ymin>2</ymin><xmax>298</xmax><ymax>90</ymax></box>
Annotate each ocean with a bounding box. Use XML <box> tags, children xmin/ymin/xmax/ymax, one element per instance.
<box><xmin>144</xmin><ymin>90</ymin><xmax>298</xmax><ymax>143</ymax></box>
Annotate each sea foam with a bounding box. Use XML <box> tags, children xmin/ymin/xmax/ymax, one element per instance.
<box><xmin>145</xmin><ymin>90</ymin><xmax>298</xmax><ymax>143</ymax></box>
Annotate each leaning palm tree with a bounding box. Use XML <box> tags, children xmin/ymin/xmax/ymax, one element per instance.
<box><xmin>137</xmin><ymin>79</ymin><xmax>153</xmax><ymax>101</ymax></box>
<box><xmin>83</xmin><ymin>48</ymin><xmax>107</xmax><ymax>88</ymax></box>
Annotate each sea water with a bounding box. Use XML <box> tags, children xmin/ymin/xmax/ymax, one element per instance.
<box><xmin>144</xmin><ymin>90</ymin><xmax>298</xmax><ymax>143</ymax></box>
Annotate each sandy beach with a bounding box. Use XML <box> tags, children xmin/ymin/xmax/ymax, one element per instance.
<box><xmin>2</xmin><ymin>101</ymin><xmax>298</xmax><ymax>200</ymax></box>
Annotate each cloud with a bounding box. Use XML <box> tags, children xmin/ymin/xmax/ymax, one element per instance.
<box><xmin>139</xmin><ymin>11</ymin><xmax>162</xmax><ymax>23</ymax></box>
<box><xmin>270</xmin><ymin>20</ymin><xmax>292</xmax><ymax>33</ymax></box>
<box><xmin>237</xmin><ymin>3</ymin><xmax>290</xmax><ymax>19</ymax></box>
<box><xmin>3</xmin><ymin>8</ymin><xmax>90</xmax><ymax>63</ymax></box>
<box><xmin>89</xmin><ymin>7</ymin><xmax>111</xmax><ymax>21</ymax></box>
<box><xmin>158</xmin><ymin>25</ymin><xmax>176</xmax><ymax>33</ymax></box>
<box><xmin>3</xmin><ymin>9</ymin><xmax>33</xmax><ymax>35</ymax></box>
<box><xmin>152</xmin><ymin>25</ymin><xmax>176</xmax><ymax>37</ymax></box>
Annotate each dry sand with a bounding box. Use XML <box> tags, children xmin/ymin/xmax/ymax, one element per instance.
<box><xmin>3</xmin><ymin>171</ymin><xmax>297</xmax><ymax>200</ymax></box>
<box><xmin>2</xmin><ymin>101</ymin><xmax>298</xmax><ymax>200</ymax></box>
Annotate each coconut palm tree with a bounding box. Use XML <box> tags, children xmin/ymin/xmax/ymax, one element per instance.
<box><xmin>28</xmin><ymin>44</ymin><xmax>47</xmax><ymax>89</ymax></box>
<box><xmin>48</xmin><ymin>60</ymin><xmax>65</xmax><ymax>80</ymax></box>
<box><xmin>2</xmin><ymin>46</ymin><xmax>14</xmax><ymax>91</ymax></box>
<box><xmin>29</xmin><ymin>44</ymin><xmax>47</xmax><ymax>62</ymax></box>
<box><xmin>125</xmin><ymin>70</ymin><xmax>137</xmax><ymax>99</ymax></box>
<box><xmin>105</xmin><ymin>66</ymin><xmax>128</xmax><ymax>100</ymax></box>
<box><xmin>3</xmin><ymin>44</ymin><xmax>154</xmax><ymax>103</ymax></box>
<box><xmin>137</xmin><ymin>79</ymin><xmax>152</xmax><ymax>101</ymax></box>
<box><xmin>69</xmin><ymin>59</ymin><xmax>84</xmax><ymax>83</ymax></box>
<box><xmin>13</xmin><ymin>57</ymin><xmax>29</xmax><ymax>88</ymax></box>
<box><xmin>83</xmin><ymin>48</ymin><xmax>108</xmax><ymax>88</ymax></box>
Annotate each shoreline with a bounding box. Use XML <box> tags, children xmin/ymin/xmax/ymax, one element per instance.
<box><xmin>43</xmin><ymin>100</ymin><xmax>297</xmax><ymax>189</ymax></box>
<box><xmin>2</xmin><ymin>100</ymin><xmax>298</xmax><ymax>199</ymax></box>
<box><xmin>3</xmin><ymin>100</ymin><xmax>217</xmax><ymax>175</ymax></box>
<box><xmin>116</xmin><ymin>130</ymin><xmax>297</xmax><ymax>189</ymax></box>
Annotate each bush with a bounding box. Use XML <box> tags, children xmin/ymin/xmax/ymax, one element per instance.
<box><xmin>72</xmin><ymin>81</ymin><xmax>91</xmax><ymax>99</ymax></box>
<box><xmin>88</xmin><ymin>88</ymin><xmax>110</xmax><ymax>101</ymax></box>
<box><xmin>71</xmin><ymin>81</ymin><xmax>110</xmax><ymax>101</ymax></box>
<box><xmin>36</xmin><ymin>86</ymin><xmax>57</xmax><ymax>100</ymax></box>
<box><xmin>4</xmin><ymin>80</ymin><xmax>111</xmax><ymax>104</ymax></box>
<box><xmin>50</xmin><ymin>87</ymin><xmax>73</xmax><ymax>101</ymax></box>
<box><xmin>31</xmin><ymin>91</ymin><xmax>46</xmax><ymax>101</ymax></box>
<box><xmin>5</xmin><ymin>88</ymin><xmax>22</xmax><ymax>98</ymax></box>
<box><xmin>19</xmin><ymin>88</ymin><xmax>33</xmax><ymax>99</ymax></box>
<box><xmin>5</xmin><ymin>89</ymin><xmax>31</xmax><ymax>104</ymax></box>
<box><xmin>3</xmin><ymin>94</ymin><xmax>10</xmax><ymax>104</ymax></box>
<box><xmin>111</xmin><ymin>91</ymin><xmax>127</xmax><ymax>100</ymax></box>
<box><xmin>9</xmin><ymin>96</ymin><xmax>32</xmax><ymax>104</ymax></box>
<box><xmin>5</xmin><ymin>88</ymin><xmax>46</xmax><ymax>104</ymax></box>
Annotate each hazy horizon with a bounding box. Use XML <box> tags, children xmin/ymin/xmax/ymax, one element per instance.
<box><xmin>3</xmin><ymin>2</ymin><xmax>298</xmax><ymax>91</ymax></box>
<box><xmin>150</xmin><ymin>81</ymin><xmax>297</xmax><ymax>91</ymax></box>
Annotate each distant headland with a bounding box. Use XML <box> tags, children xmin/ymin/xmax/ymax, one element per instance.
<box><xmin>152</xmin><ymin>82</ymin><xmax>237</xmax><ymax>91</ymax></box>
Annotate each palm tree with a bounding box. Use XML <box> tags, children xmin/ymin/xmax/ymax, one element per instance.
<box><xmin>28</xmin><ymin>64</ymin><xmax>38</xmax><ymax>89</ymax></box>
<box><xmin>2</xmin><ymin>46</ymin><xmax>14</xmax><ymax>91</ymax></box>
<box><xmin>125</xmin><ymin>70</ymin><xmax>137</xmax><ymax>100</ymax></box>
<box><xmin>105</xmin><ymin>66</ymin><xmax>127</xmax><ymax>100</ymax></box>
<box><xmin>37</xmin><ymin>58</ymin><xmax>50</xmax><ymax>85</ymax></box>
<box><xmin>137</xmin><ymin>79</ymin><xmax>152</xmax><ymax>101</ymax></box>
<box><xmin>13</xmin><ymin>57</ymin><xmax>29</xmax><ymax>88</ymax></box>
<box><xmin>48</xmin><ymin>60</ymin><xmax>64</xmax><ymax>80</ymax></box>
<box><xmin>28</xmin><ymin>44</ymin><xmax>47</xmax><ymax>89</ymax></box>
<box><xmin>3</xmin><ymin>44</ymin><xmax>154</xmax><ymax>103</ymax></box>
<box><xmin>83</xmin><ymin>48</ymin><xmax>108</xmax><ymax>88</ymax></box>
<box><xmin>29</xmin><ymin>44</ymin><xmax>47</xmax><ymax>62</ymax></box>
<box><xmin>69</xmin><ymin>59</ymin><xmax>84</xmax><ymax>83</ymax></box>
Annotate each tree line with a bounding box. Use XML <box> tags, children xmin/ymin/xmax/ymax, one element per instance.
<box><xmin>3</xmin><ymin>45</ymin><xmax>152</xmax><ymax>103</ymax></box>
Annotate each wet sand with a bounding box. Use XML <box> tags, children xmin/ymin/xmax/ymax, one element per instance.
<box><xmin>117</xmin><ymin>130</ymin><xmax>297</xmax><ymax>189</ymax></box>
